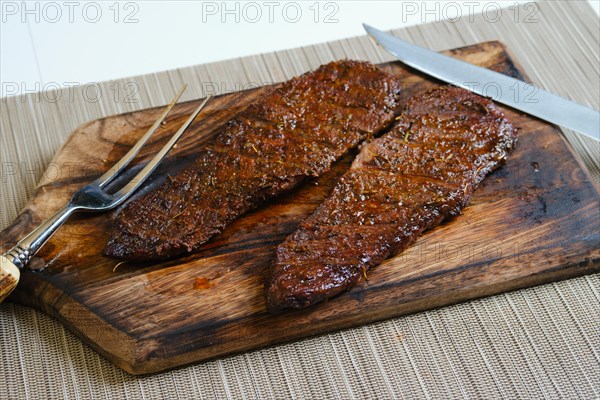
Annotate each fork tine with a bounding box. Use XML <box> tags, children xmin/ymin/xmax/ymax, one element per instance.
<box><xmin>95</xmin><ymin>85</ymin><xmax>187</xmax><ymax>188</ymax></box>
<box><xmin>111</xmin><ymin>95</ymin><xmax>212</xmax><ymax>205</ymax></box>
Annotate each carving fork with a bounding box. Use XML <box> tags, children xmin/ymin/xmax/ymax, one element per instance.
<box><xmin>0</xmin><ymin>86</ymin><xmax>211</xmax><ymax>302</ymax></box>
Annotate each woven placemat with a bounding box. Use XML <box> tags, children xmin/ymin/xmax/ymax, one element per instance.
<box><xmin>1</xmin><ymin>1</ymin><xmax>598</xmax><ymax>398</ymax></box>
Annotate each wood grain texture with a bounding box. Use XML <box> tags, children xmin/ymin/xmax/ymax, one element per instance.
<box><xmin>1</xmin><ymin>41</ymin><xmax>598</xmax><ymax>374</ymax></box>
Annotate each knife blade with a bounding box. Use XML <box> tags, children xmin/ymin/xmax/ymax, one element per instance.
<box><xmin>363</xmin><ymin>24</ymin><xmax>600</xmax><ymax>141</ymax></box>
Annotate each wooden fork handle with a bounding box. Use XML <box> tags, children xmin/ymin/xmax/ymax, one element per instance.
<box><xmin>0</xmin><ymin>255</ymin><xmax>20</xmax><ymax>302</ymax></box>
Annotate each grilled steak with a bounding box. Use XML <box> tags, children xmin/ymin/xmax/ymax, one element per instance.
<box><xmin>266</xmin><ymin>87</ymin><xmax>517</xmax><ymax>312</ymax></box>
<box><xmin>104</xmin><ymin>60</ymin><xmax>404</xmax><ymax>260</ymax></box>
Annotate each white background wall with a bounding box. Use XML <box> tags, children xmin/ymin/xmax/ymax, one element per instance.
<box><xmin>1</xmin><ymin>0</ymin><xmax>599</xmax><ymax>97</ymax></box>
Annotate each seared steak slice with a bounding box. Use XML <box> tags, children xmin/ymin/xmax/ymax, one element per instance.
<box><xmin>266</xmin><ymin>87</ymin><xmax>517</xmax><ymax>312</ymax></box>
<box><xmin>104</xmin><ymin>60</ymin><xmax>403</xmax><ymax>260</ymax></box>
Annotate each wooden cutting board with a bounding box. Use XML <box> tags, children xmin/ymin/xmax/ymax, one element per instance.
<box><xmin>2</xmin><ymin>41</ymin><xmax>599</xmax><ymax>375</ymax></box>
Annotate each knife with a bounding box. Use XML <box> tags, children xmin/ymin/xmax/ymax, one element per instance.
<box><xmin>363</xmin><ymin>24</ymin><xmax>600</xmax><ymax>142</ymax></box>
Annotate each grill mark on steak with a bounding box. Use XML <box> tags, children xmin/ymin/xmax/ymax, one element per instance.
<box><xmin>265</xmin><ymin>86</ymin><xmax>518</xmax><ymax>312</ymax></box>
<box><xmin>104</xmin><ymin>60</ymin><xmax>404</xmax><ymax>261</ymax></box>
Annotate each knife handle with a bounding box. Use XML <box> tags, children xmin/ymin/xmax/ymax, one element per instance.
<box><xmin>0</xmin><ymin>255</ymin><xmax>20</xmax><ymax>303</ymax></box>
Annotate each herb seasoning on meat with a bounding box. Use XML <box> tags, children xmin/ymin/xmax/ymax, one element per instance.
<box><xmin>104</xmin><ymin>60</ymin><xmax>404</xmax><ymax>260</ymax></box>
<box><xmin>266</xmin><ymin>87</ymin><xmax>518</xmax><ymax>312</ymax></box>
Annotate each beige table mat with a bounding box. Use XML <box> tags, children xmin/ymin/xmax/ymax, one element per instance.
<box><xmin>1</xmin><ymin>1</ymin><xmax>599</xmax><ymax>399</ymax></box>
